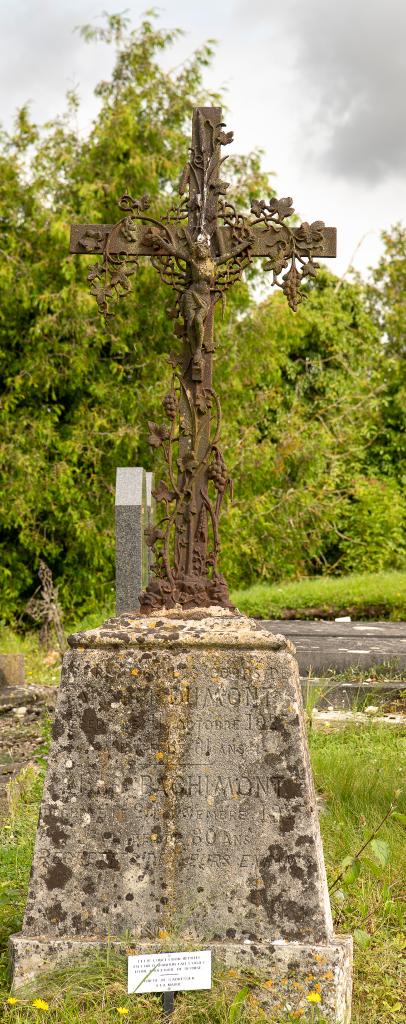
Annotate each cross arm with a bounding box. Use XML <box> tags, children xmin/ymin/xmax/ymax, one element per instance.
<box><xmin>214</xmin><ymin>224</ymin><xmax>336</xmax><ymax>262</ymax></box>
<box><xmin>69</xmin><ymin>222</ymin><xmax>177</xmax><ymax>257</ymax></box>
<box><xmin>70</xmin><ymin>221</ymin><xmax>336</xmax><ymax>261</ymax></box>
<box><xmin>252</xmin><ymin>224</ymin><xmax>336</xmax><ymax>259</ymax></box>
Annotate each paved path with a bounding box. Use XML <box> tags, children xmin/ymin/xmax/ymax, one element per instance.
<box><xmin>261</xmin><ymin>620</ymin><xmax>406</xmax><ymax>674</ymax></box>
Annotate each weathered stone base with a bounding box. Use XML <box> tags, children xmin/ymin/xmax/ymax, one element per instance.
<box><xmin>10</xmin><ymin>933</ymin><xmax>352</xmax><ymax>1022</ymax></box>
<box><xmin>219</xmin><ymin>937</ymin><xmax>352</xmax><ymax>1023</ymax></box>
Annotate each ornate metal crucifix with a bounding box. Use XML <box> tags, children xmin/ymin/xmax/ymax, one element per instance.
<box><xmin>70</xmin><ymin>106</ymin><xmax>336</xmax><ymax>613</ymax></box>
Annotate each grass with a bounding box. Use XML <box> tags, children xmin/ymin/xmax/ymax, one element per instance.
<box><xmin>300</xmin><ymin>661</ymin><xmax>406</xmax><ymax>717</ymax></box>
<box><xmin>311</xmin><ymin>727</ymin><xmax>406</xmax><ymax>1022</ymax></box>
<box><xmin>231</xmin><ymin>570</ymin><xmax>406</xmax><ymax>620</ymax></box>
<box><xmin>2</xmin><ymin>952</ymin><xmax>329</xmax><ymax>1024</ymax></box>
<box><xmin>0</xmin><ymin>725</ymin><xmax>405</xmax><ymax>1024</ymax></box>
<box><xmin>0</xmin><ymin>628</ymin><xmax>63</xmax><ymax>688</ymax></box>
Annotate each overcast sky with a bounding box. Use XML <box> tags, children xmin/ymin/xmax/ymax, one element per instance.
<box><xmin>1</xmin><ymin>0</ymin><xmax>405</xmax><ymax>278</ymax></box>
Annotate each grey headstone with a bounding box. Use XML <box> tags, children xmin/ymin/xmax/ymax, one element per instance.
<box><xmin>145</xmin><ymin>471</ymin><xmax>155</xmax><ymax>575</ymax></box>
<box><xmin>0</xmin><ymin>654</ymin><xmax>25</xmax><ymax>688</ymax></box>
<box><xmin>10</xmin><ymin>609</ymin><xmax>352</xmax><ymax>1020</ymax></box>
<box><xmin>115</xmin><ymin>468</ymin><xmax>148</xmax><ymax>613</ymax></box>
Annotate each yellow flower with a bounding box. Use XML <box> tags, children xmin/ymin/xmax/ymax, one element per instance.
<box><xmin>155</xmin><ymin>751</ymin><xmax>164</xmax><ymax>761</ymax></box>
<box><xmin>116</xmin><ymin>1009</ymin><xmax>129</xmax><ymax>1016</ymax></box>
<box><xmin>32</xmin><ymin>999</ymin><xmax>49</xmax><ymax>1011</ymax></box>
<box><xmin>306</xmin><ymin>992</ymin><xmax>321</xmax><ymax>1004</ymax></box>
<box><xmin>158</xmin><ymin>929</ymin><xmax>169</xmax><ymax>939</ymax></box>
<box><xmin>7</xmin><ymin>997</ymin><xmax>18</xmax><ymax>1005</ymax></box>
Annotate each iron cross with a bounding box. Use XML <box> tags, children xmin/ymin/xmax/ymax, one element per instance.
<box><xmin>70</xmin><ymin>106</ymin><xmax>336</xmax><ymax>613</ymax></box>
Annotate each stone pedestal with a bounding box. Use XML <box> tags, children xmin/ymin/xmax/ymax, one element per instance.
<box><xmin>10</xmin><ymin>608</ymin><xmax>352</xmax><ymax>1021</ymax></box>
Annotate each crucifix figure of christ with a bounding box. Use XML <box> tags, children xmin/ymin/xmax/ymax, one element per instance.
<box><xmin>70</xmin><ymin>107</ymin><xmax>336</xmax><ymax>613</ymax></box>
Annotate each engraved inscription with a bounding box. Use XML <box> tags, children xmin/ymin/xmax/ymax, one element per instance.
<box><xmin>59</xmin><ymin>664</ymin><xmax>300</xmax><ymax>876</ymax></box>
<box><xmin>140</xmin><ymin>771</ymin><xmax>282</xmax><ymax>799</ymax></box>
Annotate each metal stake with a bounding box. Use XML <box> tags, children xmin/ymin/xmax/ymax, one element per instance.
<box><xmin>163</xmin><ymin>991</ymin><xmax>175</xmax><ymax>1017</ymax></box>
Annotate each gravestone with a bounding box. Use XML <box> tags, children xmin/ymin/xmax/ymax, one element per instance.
<box><xmin>10</xmin><ymin>608</ymin><xmax>352</xmax><ymax>1021</ymax></box>
<box><xmin>145</xmin><ymin>471</ymin><xmax>155</xmax><ymax>577</ymax></box>
<box><xmin>0</xmin><ymin>653</ymin><xmax>24</xmax><ymax>688</ymax></box>
<box><xmin>115</xmin><ymin>468</ymin><xmax>154</xmax><ymax>613</ymax></box>
<box><xmin>11</xmin><ymin>107</ymin><xmax>352</xmax><ymax>1021</ymax></box>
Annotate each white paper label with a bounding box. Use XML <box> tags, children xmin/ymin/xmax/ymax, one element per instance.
<box><xmin>128</xmin><ymin>949</ymin><xmax>212</xmax><ymax>994</ymax></box>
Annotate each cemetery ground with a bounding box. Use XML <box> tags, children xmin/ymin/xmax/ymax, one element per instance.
<box><xmin>0</xmin><ymin>604</ymin><xmax>405</xmax><ymax>1024</ymax></box>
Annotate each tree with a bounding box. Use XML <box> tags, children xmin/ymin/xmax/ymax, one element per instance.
<box><xmin>368</xmin><ymin>224</ymin><xmax>406</xmax><ymax>357</ymax></box>
<box><xmin>364</xmin><ymin>226</ymin><xmax>406</xmax><ymax>481</ymax></box>
<box><xmin>217</xmin><ymin>271</ymin><xmax>406</xmax><ymax>584</ymax></box>
<box><xmin>0</xmin><ymin>13</ymin><xmax>268</xmax><ymax>620</ymax></box>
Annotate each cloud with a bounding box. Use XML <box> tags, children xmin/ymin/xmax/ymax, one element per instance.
<box><xmin>236</xmin><ymin>0</ymin><xmax>406</xmax><ymax>183</ymax></box>
<box><xmin>0</xmin><ymin>1</ymin><xmax>115</xmax><ymax>130</ymax></box>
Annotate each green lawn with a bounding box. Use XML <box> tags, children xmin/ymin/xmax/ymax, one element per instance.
<box><xmin>1</xmin><ymin>725</ymin><xmax>405</xmax><ymax>1024</ymax></box>
<box><xmin>231</xmin><ymin>571</ymin><xmax>406</xmax><ymax>620</ymax></box>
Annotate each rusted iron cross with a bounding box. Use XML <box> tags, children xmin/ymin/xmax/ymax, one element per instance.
<box><xmin>70</xmin><ymin>106</ymin><xmax>336</xmax><ymax>613</ymax></box>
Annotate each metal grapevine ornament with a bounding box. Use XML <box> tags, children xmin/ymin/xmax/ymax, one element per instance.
<box><xmin>70</xmin><ymin>107</ymin><xmax>336</xmax><ymax>612</ymax></box>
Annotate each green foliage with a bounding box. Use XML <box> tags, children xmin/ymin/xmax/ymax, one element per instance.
<box><xmin>0</xmin><ymin>11</ymin><xmax>405</xmax><ymax>620</ymax></box>
<box><xmin>368</xmin><ymin>223</ymin><xmax>406</xmax><ymax>358</ymax></box>
<box><xmin>228</xmin><ymin>987</ymin><xmax>250</xmax><ymax>1023</ymax></box>
<box><xmin>310</xmin><ymin>725</ymin><xmax>406</xmax><ymax>1023</ymax></box>
<box><xmin>0</xmin><ymin>765</ymin><xmax>43</xmax><ymax>975</ymax></box>
<box><xmin>218</xmin><ymin>272</ymin><xmax>406</xmax><ymax>585</ymax></box>
<box><xmin>365</xmin><ymin>225</ymin><xmax>406</xmax><ymax>489</ymax></box>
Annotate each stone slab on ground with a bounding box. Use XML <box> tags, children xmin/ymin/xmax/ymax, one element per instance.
<box><xmin>10</xmin><ymin>608</ymin><xmax>351</xmax><ymax>1021</ymax></box>
<box><xmin>0</xmin><ymin>683</ymin><xmax>55</xmax><ymax>712</ymax></box>
<box><xmin>261</xmin><ymin>620</ymin><xmax>406</xmax><ymax>673</ymax></box>
<box><xmin>0</xmin><ymin>653</ymin><xmax>25</xmax><ymax>687</ymax></box>
<box><xmin>300</xmin><ymin>679</ymin><xmax>405</xmax><ymax>710</ymax></box>
<box><xmin>311</xmin><ymin>709</ymin><xmax>405</xmax><ymax>730</ymax></box>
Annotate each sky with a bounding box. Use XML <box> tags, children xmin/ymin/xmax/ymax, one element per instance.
<box><xmin>1</xmin><ymin>0</ymin><xmax>405</xmax><ymax>279</ymax></box>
